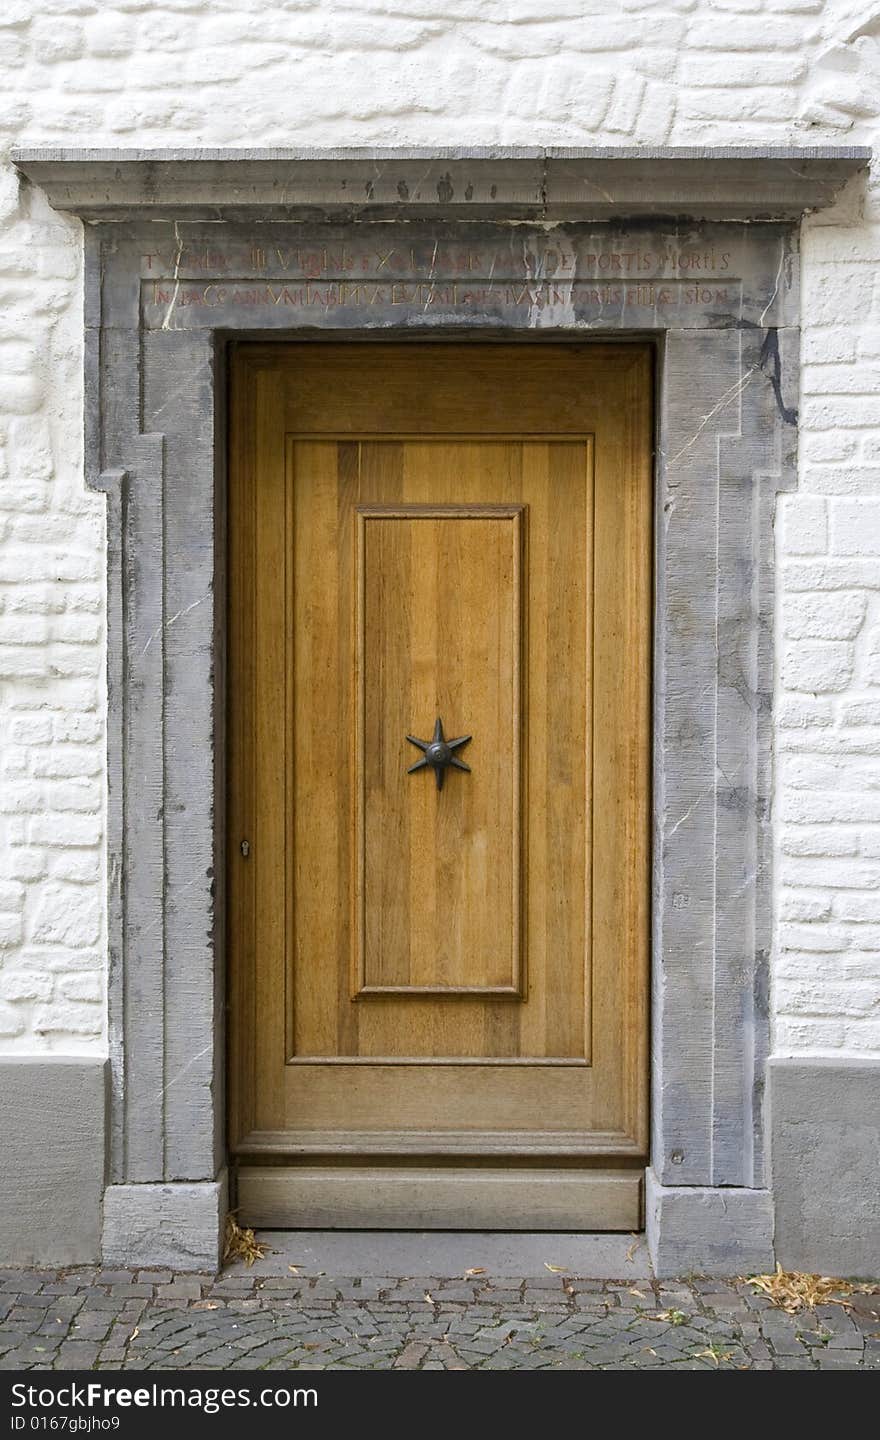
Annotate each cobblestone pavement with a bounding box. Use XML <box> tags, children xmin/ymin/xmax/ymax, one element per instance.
<box><xmin>0</xmin><ymin>1268</ymin><xmax>878</xmax><ymax>1370</ymax></box>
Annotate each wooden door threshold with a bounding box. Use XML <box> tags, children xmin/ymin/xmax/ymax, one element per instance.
<box><xmin>237</xmin><ymin>1166</ymin><xmax>643</xmax><ymax>1231</ymax></box>
<box><xmin>233</xmin><ymin>1128</ymin><xmax>644</xmax><ymax>1158</ymax></box>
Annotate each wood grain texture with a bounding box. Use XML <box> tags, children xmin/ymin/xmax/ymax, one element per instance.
<box><xmin>355</xmin><ymin>504</ymin><xmax>524</xmax><ymax>997</ymax></box>
<box><xmin>237</xmin><ymin>1166</ymin><xmax>643</xmax><ymax>1231</ymax></box>
<box><xmin>228</xmin><ymin>343</ymin><xmax>652</xmax><ymax>1225</ymax></box>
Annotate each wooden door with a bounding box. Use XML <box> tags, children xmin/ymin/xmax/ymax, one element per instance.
<box><xmin>229</xmin><ymin>343</ymin><xmax>652</xmax><ymax>1229</ymax></box>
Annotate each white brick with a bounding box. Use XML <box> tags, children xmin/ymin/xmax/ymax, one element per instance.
<box><xmin>7</xmin><ymin>679</ymin><xmax>98</xmax><ymax>713</ymax></box>
<box><xmin>20</xmin><ymin>948</ymin><xmax>101</xmax><ymax>974</ymax></box>
<box><xmin>801</xmin><ymin>431</ymin><xmax>859</xmax><ymax>463</ymax></box>
<box><xmin>57</xmin><ymin>973</ymin><xmax>102</xmax><ymax>1003</ymax></box>
<box><xmin>0</xmin><ymin>1002</ymin><xmax>24</xmax><ymax>1037</ymax></box>
<box><xmin>785</xmin><ymin>559</ymin><xmax>880</xmax><ymax>590</ymax></box>
<box><xmin>44</xmin><ymin>781</ymin><xmax>100</xmax><ymax>814</ymax></box>
<box><xmin>780</xmin><ymin>923</ymin><xmax>855</xmax><ymax>953</ymax></box>
<box><xmin>29</xmin><ymin>815</ymin><xmax>102</xmax><ymax>848</ymax></box>
<box><xmin>785</xmin><ymin>791</ymin><xmax>880</xmax><ymax>824</ymax></box>
<box><xmin>0</xmin><ymin>615</ymin><xmax>49</xmax><ymax>645</ymax></box>
<box><xmin>0</xmin><ymin>881</ymin><xmax>23</xmax><ymax>910</ymax></box>
<box><xmin>0</xmin><ymin>782</ymin><xmax>44</xmax><ymax>815</ymax></box>
<box><xmin>780</xmin><ymin>892</ymin><xmax>832</xmax><ymax>922</ymax></box>
<box><xmin>83</xmin><ymin>14</ymin><xmax>135</xmax><ymax>56</ymax></box>
<box><xmin>10</xmin><ymin>715</ymin><xmax>52</xmax><ymax>744</ymax></box>
<box><xmin>0</xmin><ymin>550</ymin><xmax>100</xmax><ymax>584</ymax></box>
<box><xmin>782</xmin><ymin>640</ymin><xmax>854</xmax><ymax>693</ymax></box>
<box><xmin>866</xmin><ymin>631</ymin><xmax>880</xmax><ymax>687</ymax></box>
<box><xmin>801</xmin><ymin>363</ymin><xmax>880</xmax><ymax>395</ymax></box>
<box><xmin>777</xmin><ymin>697</ymin><xmax>834</xmax><ymax>729</ymax></box>
<box><xmin>5</xmin><ymin>848</ymin><xmax>47</xmax><ymax>882</ymax></box>
<box><xmin>780</xmin><ymin>732</ymin><xmax>880</xmax><ymax>756</ymax></box>
<box><xmin>781</xmin><ymin>829</ymin><xmax>860</xmax><ymax>858</ymax></box>
<box><xmin>802</xmin><ymin>465</ymin><xmax>880</xmax><ymax>496</ymax></box>
<box><xmin>845</xmin><ymin>1018</ymin><xmax>880</xmax><ymax>1049</ymax></box>
<box><xmin>31</xmin><ymin>885</ymin><xmax>101</xmax><ymax>947</ymax></box>
<box><xmin>0</xmin><ymin>914</ymin><xmax>23</xmax><ymax>949</ymax></box>
<box><xmin>801</xmin><ymin>327</ymin><xmax>858</xmax><ymax>364</ymax></box>
<box><xmin>49</xmin><ymin>851</ymin><xmax>101</xmax><ymax>884</ymax></box>
<box><xmin>801</xmin><ymin>271</ymin><xmax>876</xmax><ymax>328</ymax></box>
<box><xmin>774</xmin><ymin>1017</ymin><xmax>845</xmax><ymax>1051</ymax></box>
<box><xmin>782</xmin><ymin>754</ymin><xmax>880</xmax><ymax>792</ymax></box>
<box><xmin>834</xmin><ymin>893</ymin><xmax>880</xmax><ymax>923</ymax></box>
<box><xmin>777</xmin><ymin>979</ymin><xmax>879</xmax><ymax>1017</ymax></box>
<box><xmin>0</xmin><ymin>971</ymin><xmax>52</xmax><ymax>1001</ymax></box>
<box><xmin>682</xmin><ymin>87</ymin><xmax>800</xmax><ymax>122</ymax></box>
<box><xmin>778</xmin><ymin>953</ymin><xmax>880</xmax><ymax>983</ymax></box>
<box><xmin>782</xmin><ymin>591</ymin><xmax>866</xmax><ymax>640</ymax></box>
<box><xmin>30</xmin><ymin>18</ymin><xmax>85</xmax><ymax>62</ymax></box>
<box><xmin>51</xmin><ymin>615</ymin><xmax>101</xmax><ymax>645</ymax></box>
<box><xmin>778</xmin><ymin>496</ymin><xmax>827</xmax><ymax>554</ymax></box>
<box><xmin>831</xmin><ymin>500</ymin><xmax>880</xmax><ymax>555</ymax></box>
<box><xmin>687</xmin><ymin>17</ymin><xmax>809</xmax><ymax>48</ymax></box>
<box><xmin>32</xmin><ymin>1003</ymin><xmax>102</xmax><ymax>1036</ymax></box>
<box><xmin>54</xmin><ymin>715</ymin><xmax>101</xmax><ymax>744</ymax></box>
<box><xmin>680</xmin><ymin>55</ymin><xmax>805</xmax><ymax>87</ymax></box>
<box><xmin>804</xmin><ymin>395</ymin><xmax>880</xmax><ymax>429</ymax></box>
<box><xmin>32</xmin><ymin>748</ymin><xmax>103</xmax><ymax>778</ymax></box>
<box><xmin>782</xmin><ymin>856</ymin><xmax>880</xmax><ymax>888</ymax></box>
<box><xmin>0</xmin><ymin>652</ymin><xmax>51</xmax><ymax>680</ymax></box>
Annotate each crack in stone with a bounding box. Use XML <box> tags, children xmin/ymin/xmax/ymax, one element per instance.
<box><xmin>664</xmin><ymin>368</ymin><xmax>757</xmax><ymax>469</ymax></box>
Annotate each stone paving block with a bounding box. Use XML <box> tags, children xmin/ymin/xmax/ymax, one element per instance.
<box><xmin>156</xmin><ymin>1281</ymin><xmax>204</xmax><ymax>1300</ymax></box>
<box><xmin>1</xmin><ymin>1348</ymin><xmax>55</xmax><ymax>1368</ymax></box>
<box><xmin>6</xmin><ymin>1275</ymin><xmax>52</xmax><ymax>1294</ymax></box>
<box><xmin>817</xmin><ymin>1348</ymin><xmax>866</xmax><ymax>1368</ymax></box>
<box><xmin>828</xmin><ymin>1328</ymin><xmax>864</xmax><ymax>1350</ymax></box>
<box><xmin>57</xmin><ymin>1340</ymin><xmax>101</xmax><ymax>1367</ymax></box>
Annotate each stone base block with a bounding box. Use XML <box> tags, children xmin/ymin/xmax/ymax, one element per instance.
<box><xmin>770</xmin><ymin>1057</ymin><xmax>880</xmax><ymax>1279</ymax></box>
<box><xmin>0</xmin><ymin>1057</ymin><xmax>107</xmax><ymax>1266</ymax></box>
<box><xmin>646</xmin><ymin>1167</ymin><xmax>774</xmax><ymax>1277</ymax></box>
<box><xmin>102</xmin><ymin>1172</ymin><xmax>227</xmax><ymax>1270</ymax></box>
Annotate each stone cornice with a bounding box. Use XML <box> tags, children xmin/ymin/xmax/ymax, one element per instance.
<box><xmin>11</xmin><ymin>146</ymin><xmax>870</xmax><ymax>222</ymax></box>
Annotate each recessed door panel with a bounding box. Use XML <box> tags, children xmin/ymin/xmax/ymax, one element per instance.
<box><xmin>357</xmin><ymin>502</ymin><xmax>524</xmax><ymax>1000</ymax></box>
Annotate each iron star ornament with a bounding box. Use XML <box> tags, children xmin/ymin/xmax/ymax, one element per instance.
<box><xmin>406</xmin><ymin>717</ymin><xmax>472</xmax><ymax>791</ymax></box>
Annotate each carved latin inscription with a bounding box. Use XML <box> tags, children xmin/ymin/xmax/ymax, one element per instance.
<box><xmin>136</xmin><ymin>227</ymin><xmax>748</xmax><ymax>331</ymax></box>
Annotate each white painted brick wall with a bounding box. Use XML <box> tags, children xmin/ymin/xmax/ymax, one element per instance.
<box><xmin>0</xmin><ymin>0</ymin><xmax>878</xmax><ymax>1058</ymax></box>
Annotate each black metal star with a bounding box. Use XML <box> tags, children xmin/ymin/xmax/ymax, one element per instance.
<box><xmin>406</xmin><ymin>717</ymin><xmax>472</xmax><ymax>791</ymax></box>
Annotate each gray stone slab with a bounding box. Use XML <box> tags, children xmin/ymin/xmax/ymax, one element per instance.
<box><xmin>227</xmin><ymin>1231</ymin><xmax>653</xmax><ymax>1280</ymax></box>
<box><xmin>143</xmin><ymin>331</ymin><xmax>220</xmax><ymax>1184</ymax></box>
<box><xmin>770</xmin><ymin>1058</ymin><xmax>880</xmax><ymax>1279</ymax></box>
<box><xmin>645</xmin><ymin>1167</ymin><xmax>774</xmax><ymax>1278</ymax></box>
<box><xmin>126</xmin><ymin>220</ymin><xmax>795</xmax><ymax>333</ymax></box>
<box><xmin>0</xmin><ymin>1059</ymin><xmax>107</xmax><ymax>1266</ymax></box>
<box><xmin>11</xmin><ymin>148</ymin><xmax>868</xmax><ymax>223</ymax></box>
<box><xmin>102</xmin><ymin>1174</ymin><xmax>227</xmax><ymax>1271</ymax></box>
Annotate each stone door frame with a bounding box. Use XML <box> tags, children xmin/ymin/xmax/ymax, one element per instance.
<box><xmin>12</xmin><ymin>148</ymin><xmax>867</xmax><ymax>1272</ymax></box>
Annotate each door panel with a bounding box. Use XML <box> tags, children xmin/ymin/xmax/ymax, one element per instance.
<box><xmin>357</xmin><ymin>501</ymin><xmax>525</xmax><ymax>1000</ymax></box>
<box><xmin>229</xmin><ymin>343</ymin><xmax>652</xmax><ymax>1227</ymax></box>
